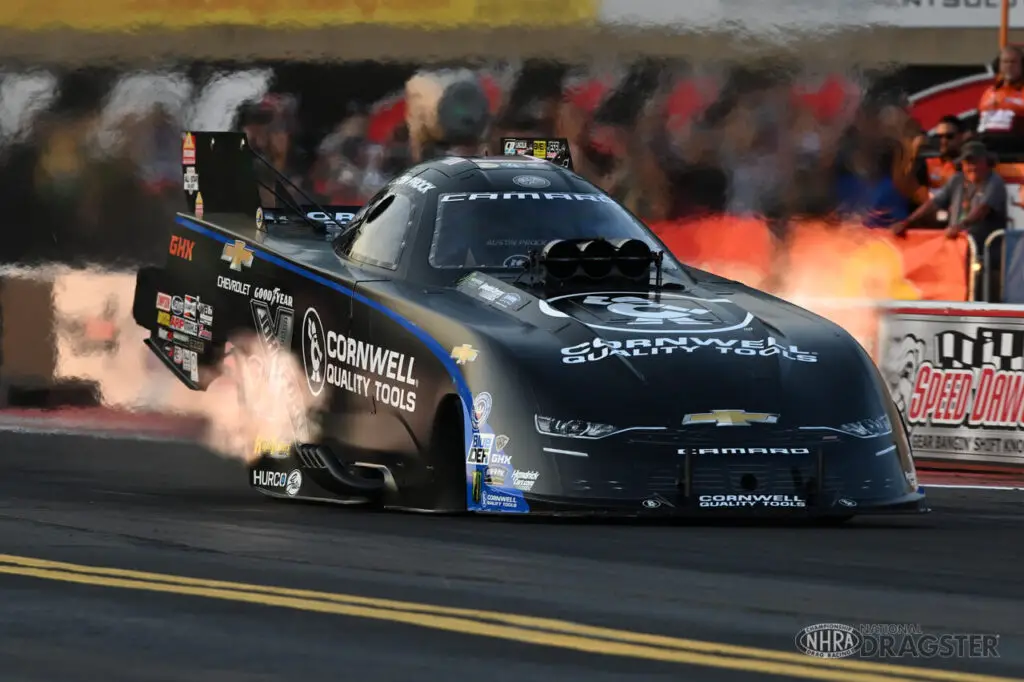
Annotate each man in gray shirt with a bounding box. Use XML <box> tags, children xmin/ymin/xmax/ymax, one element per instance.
<box><xmin>892</xmin><ymin>140</ymin><xmax>1008</xmax><ymax>244</ymax></box>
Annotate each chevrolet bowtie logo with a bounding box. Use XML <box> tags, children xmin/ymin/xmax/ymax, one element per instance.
<box><xmin>450</xmin><ymin>344</ymin><xmax>479</xmax><ymax>365</ymax></box>
<box><xmin>682</xmin><ymin>410</ymin><xmax>779</xmax><ymax>427</ymax></box>
<box><xmin>221</xmin><ymin>239</ymin><xmax>254</xmax><ymax>271</ymax></box>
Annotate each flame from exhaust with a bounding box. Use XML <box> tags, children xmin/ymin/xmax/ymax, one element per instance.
<box><xmin>48</xmin><ymin>267</ymin><xmax>323</xmax><ymax>463</ymax></box>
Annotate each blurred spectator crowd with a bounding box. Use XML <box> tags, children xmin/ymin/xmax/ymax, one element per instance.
<box><xmin>3</xmin><ymin>53</ymin><xmax>1024</xmax><ymax>268</ymax></box>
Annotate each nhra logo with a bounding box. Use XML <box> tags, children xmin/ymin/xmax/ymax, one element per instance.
<box><xmin>538</xmin><ymin>291</ymin><xmax>754</xmax><ymax>335</ymax></box>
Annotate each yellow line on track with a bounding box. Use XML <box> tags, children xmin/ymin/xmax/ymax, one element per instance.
<box><xmin>0</xmin><ymin>554</ymin><xmax>1015</xmax><ymax>682</ymax></box>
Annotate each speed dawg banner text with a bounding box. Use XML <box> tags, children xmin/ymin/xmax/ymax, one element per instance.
<box><xmin>879</xmin><ymin>304</ymin><xmax>1024</xmax><ymax>467</ymax></box>
<box><xmin>651</xmin><ymin>220</ymin><xmax>970</xmax><ymax>302</ymax></box>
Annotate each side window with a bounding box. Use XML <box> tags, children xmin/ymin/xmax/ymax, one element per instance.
<box><xmin>339</xmin><ymin>192</ymin><xmax>415</xmax><ymax>270</ymax></box>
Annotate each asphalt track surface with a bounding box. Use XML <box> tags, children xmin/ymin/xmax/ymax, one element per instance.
<box><xmin>1</xmin><ymin>431</ymin><xmax>1023</xmax><ymax>682</ymax></box>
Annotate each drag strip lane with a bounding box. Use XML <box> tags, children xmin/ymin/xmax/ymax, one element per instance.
<box><xmin>0</xmin><ymin>553</ymin><xmax>1015</xmax><ymax>682</ymax></box>
<box><xmin>1</xmin><ymin>431</ymin><xmax>1023</xmax><ymax>681</ymax></box>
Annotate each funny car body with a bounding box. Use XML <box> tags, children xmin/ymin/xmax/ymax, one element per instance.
<box><xmin>130</xmin><ymin>132</ymin><xmax>928</xmax><ymax>520</ymax></box>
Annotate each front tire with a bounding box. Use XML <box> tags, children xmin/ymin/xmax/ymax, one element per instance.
<box><xmin>426</xmin><ymin>396</ymin><xmax>468</xmax><ymax>512</ymax></box>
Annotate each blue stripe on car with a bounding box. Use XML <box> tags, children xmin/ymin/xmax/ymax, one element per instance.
<box><xmin>174</xmin><ymin>216</ymin><xmax>477</xmax><ymax>447</ymax></box>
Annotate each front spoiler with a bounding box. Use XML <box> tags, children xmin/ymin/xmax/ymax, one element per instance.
<box><xmin>484</xmin><ymin>490</ymin><xmax>930</xmax><ymax>519</ymax></box>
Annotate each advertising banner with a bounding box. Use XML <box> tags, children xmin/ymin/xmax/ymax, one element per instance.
<box><xmin>599</xmin><ymin>0</ymin><xmax>1024</xmax><ymax>31</ymax></box>
<box><xmin>0</xmin><ymin>0</ymin><xmax>597</xmax><ymax>31</ymax></box>
<box><xmin>879</xmin><ymin>302</ymin><xmax>1024</xmax><ymax>467</ymax></box>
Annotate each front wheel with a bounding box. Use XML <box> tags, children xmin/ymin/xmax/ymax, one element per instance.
<box><xmin>425</xmin><ymin>396</ymin><xmax>468</xmax><ymax>513</ymax></box>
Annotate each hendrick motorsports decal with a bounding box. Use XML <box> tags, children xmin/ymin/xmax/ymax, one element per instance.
<box><xmin>301</xmin><ymin>306</ymin><xmax>417</xmax><ymax>413</ymax></box>
<box><xmin>539</xmin><ymin>292</ymin><xmax>754</xmax><ymax>335</ymax></box>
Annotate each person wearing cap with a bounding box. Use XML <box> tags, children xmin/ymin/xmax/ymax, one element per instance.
<box><xmin>891</xmin><ymin>140</ymin><xmax>1007</xmax><ymax>244</ymax></box>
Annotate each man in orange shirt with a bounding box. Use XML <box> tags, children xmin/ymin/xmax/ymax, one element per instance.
<box><xmin>978</xmin><ymin>45</ymin><xmax>1024</xmax><ymax>138</ymax></box>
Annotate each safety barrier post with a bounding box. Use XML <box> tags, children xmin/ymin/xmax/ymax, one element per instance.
<box><xmin>983</xmin><ymin>229</ymin><xmax>1007</xmax><ymax>302</ymax></box>
<box><xmin>967</xmin><ymin>234</ymin><xmax>981</xmax><ymax>301</ymax></box>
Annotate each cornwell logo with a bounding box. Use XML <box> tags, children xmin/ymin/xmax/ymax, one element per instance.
<box><xmin>560</xmin><ymin>336</ymin><xmax>817</xmax><ymax>364</ymax></box>
<box><xmin>795</xmin><ymin>623</ymin><xmax>999</xmax><ymax>660</ymax></box>
<box><xmin>699</xmin><ymin>494</ymin><xmax>805</xmax><ymax>508</ymax></box>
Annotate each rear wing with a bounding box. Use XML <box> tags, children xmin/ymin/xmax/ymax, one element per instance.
<box><xmin>180</xmin><ymin>131</ymin><xmax>359</xmax><ymax>233</ymax></box>
<box><xmin>500</xmin><ymin>137</ymin><xmax>573</xmax><ymax>171</ymax></box>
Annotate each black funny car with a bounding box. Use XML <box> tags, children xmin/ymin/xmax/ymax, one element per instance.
<box><xmin>131</xmin><ymin>132</ymin><xmax>928</xmax><ymax>519</ymax></box>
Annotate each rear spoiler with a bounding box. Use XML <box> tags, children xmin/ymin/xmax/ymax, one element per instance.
<box><xmin>180</xmin><ymin>130</ymin><xmax>359</xmax><ymax>234</ymax></box>
<box><xmin>500</xmin><ymin>136</ymin><xmax>573</xmax><ymax>170</ymax></box>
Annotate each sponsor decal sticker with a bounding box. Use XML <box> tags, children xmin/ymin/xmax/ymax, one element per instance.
<box><xmin>171</xmin><ymin>296</ymin><xmax>184</xmax><ymax>315</ymax></box>
<box><xmin>256</xmin><ymin>206</ymin><xmax>264</xmax><ymax>230</ymax></box>
<box><xmin>511</xmin><ymin>469</ymin><xmax>539</xmax><ymax>492</ymax></box>
<box><xmin>183</xmin><ymin>166</ymin><xmax>199</xmax><ymax>193</ymax></box>
<box><xmin>252</xmin><ymin>469</ymin><xmax>302</xmax><ymax>496</ymax></box>
<box><xmin>392</xmin><ymin>174</ymin><xmax>436</xmax><ymax>194</ymax></box>
<box><xmin>221</xmin><ymin>239</ymin><xmax>254</xmax><ymax>271</ymax></box>
<box><xmin>699</xmin><ymin>494</ymin><xmax>806</xmax><ymax>508</ymax></box>
<box><xmin>183</xmin><ymin>295</ymin><xmax>198</xmax><ymax>320</ymax></box>
<box><xmin>156</xmin><ymin>292</ymin><xmax>172</xmax><ymax>312</ymax></box>
<box><xmin>540</xmin><ymin>291</ymin><xmax>754</xmax><ymax>335</ymax></box>
<box><xmin>253</xmin><ymin>287</ymin><xmax>293</xmax><ymax>308</ymax></box>
<box><xmin>512</xmin><ymin>174</ymin><xmax>551</xmax><ymax>189</ymax></box>
<box><xmin>474</xmin><ymin>392</ymin><xmax>492</xmax><ymax>425</ymax></box>
<box><xmin>502</xmin><ymin>255</ymin><xmax>529</xmax><ymax>269</ymax></box>
<box><xmin>217</xmin><ymin>275</ymin><xmax>252</xmax><ymax>296</ymax></box>
<box><xmin>560</xmin><ymin>336</ymin><xmax>817</xmax><ymax>364</ymax></box>
<box><xmin>440</xmin><ymin>191</ymin><xmax>614</xmax><ymax>203</ymax></box>
<box><xmin>301</xmin><ymin>307</ymin><xmax>326</xmax><ymax>397</ymax></box>
<box><xmin>450</xmin><ymin>344</ymin><xmax>479</xmax><ymax>365</ymax></box>
<box><xmin>682</xmin><ymin>410</ymin><xmax>780</xmax><ymax>427</ymax></box>
<box><xmin>301</xmin><ymin>306</ymin><xmax>417</xmax><ymax>413</ymax></box>
<box><xmin>465</xmin><ymin>392</ymin><xmax>529</xmax><ymax>513</ymax></box>
<box><xmin>198</xmin><ymin>302</ymin><xmax>213</xmax><ymax>326</ymax></box>
<box><xmin>157</xmin><ymin>311</ymin><xmax>171</xmax><ymax>327</ymax></box>
<box><xmin>254</xmin><ymin>437</ymin><xmax>291</xmax><ymax>457</ymax></box>
<box><xmin>169</xmin><ymin>235</ymin><xmax>194</xmax><ymax>261</ymax></box>
<box><xmin>194</xmin><ymin>192</ymin><xmax>204</xmax><ymax>218</ymax></box>
<box><xmin>285</xmin><ymin>470</ymin><xmax>302</xmax><ymax>496</ymax></box>
<box><xmin>249</xmin><ymin>296</ymin><xmax>308</xmax><ymax>451</ymax></box>
<box><xmin>182</xmin><ymin>132</ymin><xmax>196</xmax><ymax>165</ymax></box>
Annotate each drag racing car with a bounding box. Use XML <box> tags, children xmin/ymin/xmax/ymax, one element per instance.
<box><xmin>131</xmin><ymin>132</ymin><xmax>928</xmax><ymax>519</ymax></box>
